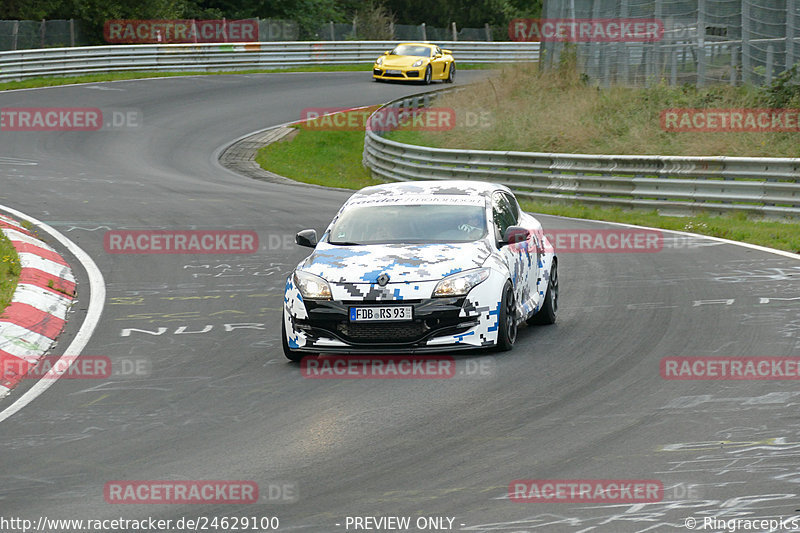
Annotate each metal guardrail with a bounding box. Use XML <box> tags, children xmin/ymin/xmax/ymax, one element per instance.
<box><xmin>363</xmin><ymin>91</ymin><xmax>800</xmax><ymax>218</ymax></box>
<box><xmin>0</xmin><ymin>41</ymin><xmax>539</xmax><ymax>82</ymax></box>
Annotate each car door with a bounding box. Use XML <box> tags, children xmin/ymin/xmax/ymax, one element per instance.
<box><xmin>492</xmin><ymin>191</ymin><xmax>538</xmax><ymax>318</ymax></box>
<box><xmin>431</xmin><ymin>46</ymin><xmax>447</xmax><ymax>78</ymax></box>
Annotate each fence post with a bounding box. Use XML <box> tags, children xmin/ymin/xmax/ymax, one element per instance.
<box><xmin>766</xmin><ymin>44</ymin><xmax>774</xmax><ymax>84</ymax></box>
<box><xmin>787</xmin><ymin>0</ymin><xmax>796</xmax><ymax>70</ymax></box>
<box><xmin>69</xmin><ymin>19</ymin><xmax>75</xmax><ymax>46</ymax></box>
<box><xmin>731</xmin><ymin>45</ymin><xmax>738</xmax><ymax>85</ymax></box>
<box><xmin>352</xmin><ymin>16</ymin><xmax>356</xmax><ymax>39</ymax></box>
<box><xmin>329</xmin><ymin>21</ymin><xmax>335</xmax><ymax>40</ymax></box>
<box><xmin>696</xmin><ymin>0</ymin><xmax>706</xmax><ymax>87</ymax></box>
<box><xmin>671</xmin><ymin>49</ymin><xmax>678</xmax><ymax>85</ymax></box>
<box><xmin>390</xmin><ymin>21</ymin><xmax>394</xmax><ymax>39</ymax></box>
<box><xmin>485</xmin><ymin>23</ymin><xmax>492</xmax><ymax>42</ymax></box>
<box><xmin>741</xmin><ymin>0</ymin><xmax>752</xmax><ymax>84</ymax></box>
<box><xmin>12</xmin><ymin>20</ymin><xmax>19</xmax><ymax>51</ymax></box>
<box><xmin>421</xmin><ymin>22</ymin><xmax>427</xmax><ymax>41</ymax></box>
<box><xmin>40</xmin><ymin>19</ymin><xmax>46</xmax><ymax>48</ymax></box>
<box><xmin>451</xmin><ymin>22</ymin><xmax>457</xmax><ymax>41</ymax></box>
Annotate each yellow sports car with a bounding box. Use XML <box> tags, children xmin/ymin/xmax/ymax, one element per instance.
<box><xmin>373</xmin><ymin>43</ymin><xmax>455</xmax><ymax>84</ymax></box>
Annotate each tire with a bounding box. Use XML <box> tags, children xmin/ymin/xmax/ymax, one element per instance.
<box><xmin>528</xmin><ymin>261</ymin><xmax>558</xmax><ymax>325</ymax></box>
<box><xmin>445</xmin><ymin>62</ymin><xmax>455</xmax><ymax>83</ymax></box>
<box><xmin>496</xmin><ymin>281</ymin><xmax>517</xmax><ymax>351</ymax></box>
<box><xmin>282</xmin><ymin>319</ymin><xmax>305</xmax><ymax>362</ymax></box>
<box><xmin>423</xmin><ymin>65</ymin><xmax>432</xmax><ymax>85</ymax></box>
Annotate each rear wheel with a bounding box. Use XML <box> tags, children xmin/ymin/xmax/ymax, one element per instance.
<box><xmin>528</xmin><ymin>261</ymin><xmax>558</xmax><ymax>325</ymax></box>
<box><xmin>496</xmin><ymin>281</ymin><xmax>517</xmax><ymax>351</ymax></box>
<box><xmin>446</xmin><ymin>62</ymin><xmax>456</xmax><ymax>83</ymax></box>
<box><xmin>282</xmin><ymin>320</ymin><xmax>305</xmax><ymax>362</ymax></box>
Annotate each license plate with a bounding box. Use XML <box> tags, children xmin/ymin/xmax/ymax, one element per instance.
<box><xmin>386</xmin><ymin>69</ymin><xmax>401</xmax><ymax>75</ymax></box>
<box><xmin>350</xmin><ymin>306</ymin><xmax>412</xmax><ymax>322</ymax></box>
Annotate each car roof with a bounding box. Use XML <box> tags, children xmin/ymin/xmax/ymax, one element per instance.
<box><xmin>350</xmin><ymin>180</ymin><xmax>510</xmax><ymax>201</ymax></box>
<box><xmin>395</xmin><ymin>42</ymin><xmax>435</xmax><ymax>48</ymax></box>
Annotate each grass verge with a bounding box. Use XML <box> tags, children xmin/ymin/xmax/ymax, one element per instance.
<box><xmin>0</xmin><ymin>63</ymin><xmax>489</xmax><ymax>92</ymax></box>
<box><xmin>256</xmin><ymin>108</ymin><xmax>800</xmax><ymax>254</ymax></box>
<box><xmin>0</xmin><ymin>230</ymin><xmax>21</xmax><ymax>312</ymax></box>
<box><xmin>254</xmin><ymin>110</ymin><xmax>386</xmax><ymax>190</ymax></box>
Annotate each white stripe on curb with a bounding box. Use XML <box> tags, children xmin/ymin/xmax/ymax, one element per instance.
<box><xmin>0</xmin><ymin>205</ymin><xmax>105</xmax><ymax>422</ymax></box>
<box><xmin>17</xmin><ymin>252</ymin><xmax>76</xmax><ymax>282</ymax></box>
<box><xmin>0</xmin><ymin>323</ymin><xmax>55</xmax><ymax>360</ymax></box>
<box><xmin>10</xmin><ymin>284</ymin><xmax>72</xmax><ymax>319</ymax></box>
<box><xmin>4</xmin><ymin>228</ymin><xmax>53</xmax><ymax>248</ymax></box>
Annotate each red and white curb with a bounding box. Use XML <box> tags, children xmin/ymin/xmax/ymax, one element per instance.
<box><xmin>0</xmin><ymin>213</ymin><xmax>75</xmax><ymax>398</ymax></box>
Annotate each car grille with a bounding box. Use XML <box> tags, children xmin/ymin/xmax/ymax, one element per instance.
<box><xmin>337</xmin><ymin>322</ymin><xmax>428</xmax><ymax>342</ymax></box>
<box><xmin>406</xmin><ymin>71</ymin><xmax>419</xmax><ymax>77</ymax></box>
<box><xmin>384</xmin><ymin>72</ymin><xmax>404</xmax><ymax>78</ymax></box>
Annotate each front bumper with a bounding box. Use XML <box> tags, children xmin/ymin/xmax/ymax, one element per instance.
<box><xmin>290</xmin><ymin>297</ymin><xmax>482</xmax><ymax>353</ymax></box>
<box><xmin>373</xmin><ymin>66</ymin><xmax>422</xmax><ymax>80</ymax></box>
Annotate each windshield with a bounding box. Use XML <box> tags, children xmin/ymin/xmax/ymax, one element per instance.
<box><xmin>328</xmin><ymin>204</ymin><xmax>487</xmax><ymax>245</ymax></box>
<box><xmin>390</xmin><ymin>44</ymin><xmax>432</xmax><ymax>57</ymax></box>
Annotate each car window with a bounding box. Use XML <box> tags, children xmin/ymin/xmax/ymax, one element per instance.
<box><xmin>492</xmin><ymin>193</ymin><xmax>517</xmax><ymax>240</ymax></box>
<box><xmin>435</xmin><ymin>46</ymin><xmax>441</xmax><ymax>56</ymax></box>
<box><xmin>502</xmin><ymin>192</ymin><xmax>519</xmax><ymax>221</ymax></box>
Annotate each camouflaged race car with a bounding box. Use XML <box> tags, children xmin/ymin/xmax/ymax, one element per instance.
<box><xmin>282</xmin><ymin>181</ymin><xmax>557</xmax><ymax>361</ymax></box>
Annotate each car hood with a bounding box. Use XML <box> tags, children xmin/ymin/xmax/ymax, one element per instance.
<box><xmin>300</xmin><ymin>241</ymin><xmax>493</xmax><ymax>284</ymax></box>
<box><xmin>380</xmin><ymin>55</ymin><xmax>428</xmax><ymax>67</ymax></box>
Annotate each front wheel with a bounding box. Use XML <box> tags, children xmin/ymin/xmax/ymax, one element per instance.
<box><xmin>423</xmin><ymin>65</ymin><xmax>432</xmax><ymax>85</ymax></box>
<box><xmin>282</xmin><ymin>319</ymin><xmax>305</xmax><ymax>362</ymax></box>
<box><xmin>445</xmin><ymin>62</ymin><xmax>456</xmax><ymax>83</ymax></box>
<box><xmin>528</xmin><ymin>261</ymin><xmax>558</xmax><ymax>325</ymax></box>
<box><xmin>496</xmin><ymin>281</ymin><xmax>517</xmax><ymax>351</ymax></box>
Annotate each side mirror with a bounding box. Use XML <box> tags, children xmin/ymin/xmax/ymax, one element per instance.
<box><xmin>383</xmin><ymin>50</ymin><xmax>390</xmax><ymax>55</ymax></box>
<box><xmin>441</xmin><ymin>49</ymin><xmax>452</xmax><ymax>55</ymax></box>
<box><xmin>434</xmin><ymin>53</ymin><xmax>442</xmax><ymax>58</ymax></box>
<box><xmin>502</xmin><ymin>226</ymin><xmax>528</xmax><ymax>246</ymax></box>
<box><xmin>295</xmin><ymin>229</ymin><xmax>318</xmax><ymax>248</ymax></box>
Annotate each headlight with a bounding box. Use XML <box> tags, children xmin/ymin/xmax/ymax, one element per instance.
<box><xmin>376</xmin><ymin>56</ymin><xmax>383</xmax><ymax>65</ymax></box>
<box><xmin>294</xmin><ymin>271</ymin><xmax>332</xmax><ymax>300</ymax></box>
<box><xmin>412</xmin><ymin>59</ymin><xmax>424</xmax><ymax>67</ymax></box>
<box><xmin>432</xmin><ymin>268</ymin><xmax>490</xmax><ymax>297</ymax></box>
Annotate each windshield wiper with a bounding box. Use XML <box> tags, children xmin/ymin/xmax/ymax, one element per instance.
<box><xmin>329</xmin><ymin>241</ymin><xmax>363</xmax><ymax>246</ymax></box>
